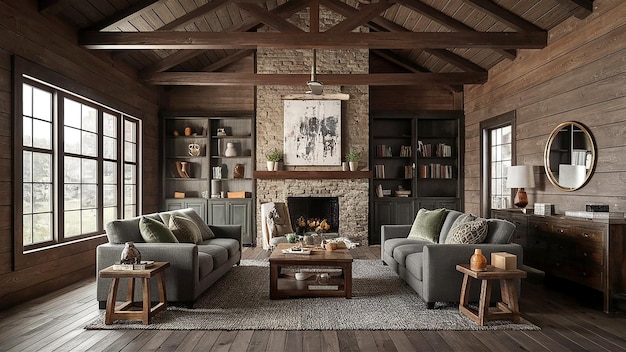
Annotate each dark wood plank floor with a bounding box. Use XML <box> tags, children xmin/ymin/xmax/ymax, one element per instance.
<box><xmin>0</xmin><ymin>246</ymin><xmax>625</xmax><ymax>352</ymax></box>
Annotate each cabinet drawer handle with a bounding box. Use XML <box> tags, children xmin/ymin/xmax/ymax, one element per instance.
<box><xmin>558</xmin><ymin>228</ymin><xmax>564</xmax><ymax>233</ymax></box>
<box><xmin>583</xmin><ymin>252</ymin><xmax>588</xmax><ymax>257</ymax></box>
<box><xmin>582</xmin><ymin>272</ymin><xmax>588</xmax><ymax>277</ymax></box>
<box><xmin>582</xmin><ymin>232</ymin><xmax>590</xmax><ymax>238</ymax></box>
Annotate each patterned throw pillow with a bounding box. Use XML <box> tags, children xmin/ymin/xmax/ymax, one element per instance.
<box><xmin>407</xmin><ymin>208</ymin><xmax>447</xmax><ymax>243</ymax></box>
<box><xmin>179</xmin><ymin>209</ymin><xmax>216</xmax><ymax>240</ymax></box>
<box><xmin>139</xmin><ymin>216</ymin><xmax>179</xmax><ymax>243</ymax></box>
<box><xmin>445</xmin><ymin>219</ymin><xmax>488</xmax><ymax>244</ymax></box>
<box><xmin>169</xmin><ymin>215</ymin><xmax>203</xmax><ymax>244</ymax></box>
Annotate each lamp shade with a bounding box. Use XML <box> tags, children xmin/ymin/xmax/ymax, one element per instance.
<box><xmin>507</xmin><ymin>165</ymin><xmax>535</xmax><ymax>189</ymax></box>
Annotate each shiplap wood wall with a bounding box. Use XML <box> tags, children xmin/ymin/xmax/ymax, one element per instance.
<box><xmin>464</xmin><ymin>0</ymin><xmax>626</xmax><ymax>215</ymax></box>
<box><xmin>0</xmin><ymin>0</ymin><xmax>159</xmax><ymax>309</ymax></box>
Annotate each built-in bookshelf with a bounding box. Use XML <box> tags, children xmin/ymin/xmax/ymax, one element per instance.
<box><xmin>369</xmin><ymin>112</ymin><xmax>463</xmax><ymax>244</ymax></box>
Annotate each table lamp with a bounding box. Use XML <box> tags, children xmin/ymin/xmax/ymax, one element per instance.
<box><xmin>507</xmin><ymin>165</ymin><xmax>535</xmax><ymax>208</ymax></box>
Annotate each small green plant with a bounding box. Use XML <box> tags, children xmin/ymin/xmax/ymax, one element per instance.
<box><xmin>267</xmin><ymin>148</ymin><xmax>283</xmax><ymax>162</ymax></box>
<box><xmin>286</xmin><ymin>233</ymin><xmax>301</xmax><ymax>243</ymax></box>
<box><xmin>345</xmin><ymin>148</ymin><xmax>361</xmax><ymax>162</ymax></box>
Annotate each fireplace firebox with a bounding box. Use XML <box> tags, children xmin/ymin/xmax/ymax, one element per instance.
<box><xmin>287</xmin><ymin>196</ymin><xmax>339</xmax><ymax>234</ymax></box>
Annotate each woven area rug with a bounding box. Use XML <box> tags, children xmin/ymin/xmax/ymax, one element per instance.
<box><xmin>85</xmin><ymin>259</ymin><xmax>539</xmax><ymax>331</ymax></box>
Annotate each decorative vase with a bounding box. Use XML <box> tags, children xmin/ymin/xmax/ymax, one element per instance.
<box><xmin>470</xmin><ymin>248</ymin><xmax>487</xmax><ymax>271</ymax></box>
<box><xmin>224</xmin><ymin>142</ymin><xmax>237</xmax><ymax>157</ymax></box>
<box><xmin>121</xmin><ymin>242</ymin><xmax>141</xmax><ymax>264</ymax></box>
<box><xmin>273</xmin><ymin>161</ymin><xmax>283</xmax><ymax>171</ymax></box>
<box><xmin>266</xmin><ymin>161</ymin><xmax>275</xmax><ymax>171</ymax></box>
<box><xmin>342</xmin><ymin>162</ymin><xmax>349</xmax><ymax>171</ymax></box>
<box><xmin>349</xmin><ymin>161</ymin><xmax>358</xmax><ymax>171</ymax></box>
<box><xmin>184</xmin><ymin>127</ymin><xmax>192</xmax><ymax>136</ymax></box>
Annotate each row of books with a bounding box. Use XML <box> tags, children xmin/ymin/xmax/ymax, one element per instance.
<box><xmin>375</xmin><ymin>145</ymin><xmax>413</xmax><ymax>157</ymax></box>
<box><xmin>418</xmin><ymin>141</ymin><xmax>452</xmax><ymax>157</ymax></box>
<box><xmin>418</xmin><ymin>164</ymin><xmax>454</xmax><ymax>179</ymax></box>
<box><xmin>373</xmin><ymin>165</ymin><xmax>413</xmax><ymax>179</ymax></box>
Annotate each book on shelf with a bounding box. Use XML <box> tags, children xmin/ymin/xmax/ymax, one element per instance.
<box><xmin>376</xmin><ymin>184</ymin><xmax>384</xmax><ymax>198</ymax></box>
<box><xmin>435</xmin><ymin>143</ymin><xmax>452</xmax><ymax>157</ymax></box>
<box><xmin>400</xmin><ymin>145</ymin><xmax>412</xmax><ymax>157</ymax></box>
<box><xmin>376</xmin><ymin>145</ymin><xmax>393</xmax><ymax>157</ymax></box>
<box><xmin>418</xmin><ymin>164</ymin><xmax>453</xmax><ymax>179</ymax></box>
<box><xmin>308</xmin><ymin>285</ymin><xmax>339</xmax><ymax>291</ymax></box>
<box><xmin>404</xmin><ymin>165</ymin><xmax>413</xmax><ymax>179</ymax></box>
<box><xmin>112</xmin><ymin>261</ymin><xmax>155</xmax><ymax>270</ymax></box>
<box><xmin>374</xmin><ymin>164</ymin><xmax>385</xmax><ymax>179</ymax></box>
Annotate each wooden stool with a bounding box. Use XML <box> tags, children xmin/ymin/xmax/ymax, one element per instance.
<box><xmin>99</xmin><ymin>262</ymin><xmax>170</xmax><ymax>325</ymax></box>
<box><xmin>456</xmin><ymin>264</ymin><xmax>526</xmax><ymax>326</ymax></box>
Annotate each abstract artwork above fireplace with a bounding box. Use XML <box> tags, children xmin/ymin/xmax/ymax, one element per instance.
<box><xmin>283</xmin><ymin>99</ymin><xmax>341</xmax><ymax>166</ymax></box>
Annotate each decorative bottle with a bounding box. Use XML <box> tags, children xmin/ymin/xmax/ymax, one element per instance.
<box><xmin>121</xmin><ymin>242</ymin><xmax>141</xmax><ymax>264</ymax></box>
<box><xmin>224</xmin><ymin>142</ymin><xmax>237</xmax><ymax>157</ymax></box>
<box><xmin>470</xmin><ymin>248</ymin><xmax>487</xmax><ymax>271</ymax></box>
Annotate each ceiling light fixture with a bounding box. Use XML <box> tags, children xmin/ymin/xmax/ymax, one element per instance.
<box><xmin>306</xmin><ymin>49</ymin><xmax>323</xmax><ymax>95</ymax></box>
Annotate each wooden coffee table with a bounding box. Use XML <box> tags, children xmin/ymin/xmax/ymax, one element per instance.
<box><xmin>269</xmin><ymin>243</ymin><xmax>353</xmax><ymax>299</ymax></box>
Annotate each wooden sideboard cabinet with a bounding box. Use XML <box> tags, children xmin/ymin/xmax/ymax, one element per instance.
<box><xmin>492</xmin><ymin>209</ymin><xmax>626</xmax><ymax>313</ymax></box>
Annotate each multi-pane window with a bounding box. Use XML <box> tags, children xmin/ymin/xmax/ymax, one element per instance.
<box><xmin>19</xmin><ymin>78</ymin><xmax>141</xmax><ymax>250</ymax></box>
<box><xmin>22</xmin><ymin>84</ymin><xmax>54</xmax><ymax>246</ymax></box>
<box><xmin>489</xmin><ymin>126</ymin><xmax>512</xmax><ymax>209</ymax></box>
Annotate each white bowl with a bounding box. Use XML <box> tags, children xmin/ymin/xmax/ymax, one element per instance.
<box><xmin>295</xmin><ymin>273</ymin><xmax>313</xmax><ymax>281</ymax></box>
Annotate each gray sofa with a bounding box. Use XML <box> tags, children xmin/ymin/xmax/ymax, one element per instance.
<box><xmin>381</xmin><ymin>209</ymin><xmax>523</xmax><ymax>308</ymax></box>
<box><xmin>96</xmin><ymin>208</ymin><xmax>241</xmax><ymax>308</ymax></box>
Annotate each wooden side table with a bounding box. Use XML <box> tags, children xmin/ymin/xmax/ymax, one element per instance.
<box><xmin>456</xmin><ymin>264</ymin><xmax>527</xmax><ymax>326</ymax></box>
<box><xmin>99</xmin><ymin>262</ymin><xmax>170</xmax><ymax>325</ymax></box>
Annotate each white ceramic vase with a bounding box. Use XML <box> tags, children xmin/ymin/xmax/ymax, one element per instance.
<box><xmin>349</xmin><ymin>161</ymin><xmax>358</xmax><ymax>171</ymax></box>
<box><xmin>266</xmin><ymin>161</ymin><xmax>275</xmax><ymax>171</ymax></box>
<box><xmin>224</xmin><ymin>142</ymin><xmax>237</xmax><ymax>157</ymax></box>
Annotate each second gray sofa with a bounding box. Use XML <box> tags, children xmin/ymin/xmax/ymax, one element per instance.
<box><xmin>382</xmin><ymin>209</ymin><xmax>523</xmax><ymax>308</ymax></box>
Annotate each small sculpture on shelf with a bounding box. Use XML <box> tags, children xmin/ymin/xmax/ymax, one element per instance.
<box><xmin>188</xmin><ymin>143</ymin><xmax>201</xmax><ymax>156</ymax></box>
<box><xmin>233</xmin><ymin>163</ymin><xmax>244</xmax><ymax>178</ymax></box>
<box><xmin>217</xmin><ymin>128</ymin><xmax>227</xmax><ymax>136</ymax></box>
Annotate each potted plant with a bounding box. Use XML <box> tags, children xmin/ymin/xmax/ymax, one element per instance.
<box><xmin>266</xmin><ymin>148</ymin><xmax>283</xmax><ymax>171</ymax></box>
<box><xmin>345</xmin><ymin>148</ymin><xmax>360</xmax><ymax>171</ymax></box>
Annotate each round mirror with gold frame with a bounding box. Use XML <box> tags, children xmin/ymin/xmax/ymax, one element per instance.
<box><xmin>544</xmin><ymin>121</ymin><xmax>596</xmax><ymax>191</ymax></box>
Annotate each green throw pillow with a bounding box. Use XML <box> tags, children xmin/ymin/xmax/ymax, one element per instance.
<box><xmin>445</xmin><ymin>219</ymin><xmax>488</xmax><ymax>244</ymax></box>
<box><xmin>169</xmin><ymin>215</ymin><xmax>203</xmax><ymax>244</ymax></box>
<box><xmin>179</xmin><ymin>209</ymin><xmax>215</xmax><ymax>240</ymax></box>
<box><xmin>139</xmin><ymin>216</ymin><xmax>178</xmax><ymax>243</ymax></box>
<box><xmin>407</xmin><ymin>208</ymin><xmax>447</xmax><ymax>243</ymax></box>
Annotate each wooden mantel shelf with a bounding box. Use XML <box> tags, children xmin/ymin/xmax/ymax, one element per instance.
<box><xmin>253</xmin><ymin>170</ymin><xmax>372</xmax><ymax>180</ymax></box>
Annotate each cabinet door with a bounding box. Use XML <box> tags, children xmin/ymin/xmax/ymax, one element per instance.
<box><xmin>164</xmin><ymin>199</ymin><xmax>185</xmax><ymax>212</ymax></box>
<box><xmin>395</xmin><ymin>200</ymin><xmax>416</xmax><ymax>225</ymax></box>
<box><xmin>185</xmin><ymin>200</ymin><xmax>207</xmax><ymax>223</ymax></box>
<box><xmin>208</xmin><ymin>201</ymin><xmax>228</xmax><ymax>225</ymax></box>
<box><xmin>229</xmin><ymin>200</ymin><xmax>251</xmax><ymax>245</ymax></box>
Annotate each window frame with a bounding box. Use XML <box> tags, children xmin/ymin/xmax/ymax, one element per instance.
<box><xmin>480</xmin><ymin>111</ymin><xmax>516</xmax><ymax>217</ymax></box>
<box><xmin>12</xmin><ymin>56</ymin><xmax>142</xmax><ymax>270</ymax></box>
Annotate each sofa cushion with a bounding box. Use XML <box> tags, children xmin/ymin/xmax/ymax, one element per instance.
<box><xmin>384</xmin><ymin>238</ymin><xmax>424</xmax><ymax>258</ymax></box>
<box><xmin>445</xmin><ymin>219</ymin><xmax>488</xmax><ymax>244</ymax></box>
<box><xmin>393</xmin><ymin>243</ymin><xmax>429</xmax><ymax>267</ymax></box>
<box><xmin>405</xmin><ymin>252</ymin><xmax>423</xmax><ymax>281</ymax></box>
<box><xmin>139</xmin><ymin>216</ymin><xmax>179</xmax><ymax>243</ymax></box>
<box><xmin>105</xmin><ymin>217</ymin><xmax>144</xmax><ymax>244</ymax></box>
<box><xmin>179</xmin><ymin>208</ymin><xmax>216</xmax><ymax>240</ymax></box>
<box><xmin>198</xmin><ymin>252</ymin><xmax>215</xmax><ymax>279</ymax></box>
<box><xmin>169</xmin><ymin>215</ymin><xmax>203</xmax><ymax>244</ymax></box>
<box><xmin>198</xmin><ymin>245</ymin><xmax>229</xmax><ymax>268</ymax></box>
<box><xmin>407</xmin><ymin>208</ymin><xmax>447</xmax><ymax>243</ymax></box>
<box><xmin>438</xmin><ymin>210</ymin><xmax>464</xmax><ymax>244</ymax></box>
<box><xmin>484</xmin><ymin>219</ymin><xmax>515</xmax><ymax>244</ymax></box>
<box><xmin>202</xmin><ymin>238</ymin><xmax>239</xmax><ymax>257</ymax></box>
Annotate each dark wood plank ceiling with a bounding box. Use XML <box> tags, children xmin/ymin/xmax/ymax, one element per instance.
<box><xmin>39</xmin><ymin>0</ymin><xmax>593</xmax><ymax>87</ymax></box>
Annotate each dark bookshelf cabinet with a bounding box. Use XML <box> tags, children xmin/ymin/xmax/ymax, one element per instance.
<box><xmin>369</xmin><ymin>112</ymin><xmax>464</xmax><ymax>244</ymax></box>
<box><xmin>161</xmin><ymin>113</ymin><xmax>256</xmax><ymax>245</ymax></box>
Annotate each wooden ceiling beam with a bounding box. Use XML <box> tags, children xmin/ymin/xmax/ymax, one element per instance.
<box><xmin>80</xmin><ymin>31</ymin><xmax>547</xmax><ymax>50</ymax></box>
<box><xmin>159</xmin><ymin>0</ymin><xmax>231</xmax><ymax>30</ymax></box>
<box><xmin>555</xmin><ymin>0</ymin><xmax>594</xmax><ymax>19</ymax></box>
<box><xmin>371</xmin><ymin>49</ymin><xmax>462</xmax><ymax>92</ymax></box>
<box><xmin>144</xmin><ymin>72</ymin><xmax>488</xmax><ymax>86</ymax></box>
<box><xmin>326</xmin><ymin>1</ymin><xmax>395</xmax><ymax>33</ymax></box>
<box><xmin>459</xmin><ymin>0</ymin><xmax>543</xmax><ymax>32</ymax></box>
<box><xmin>235</xmin><ymin>3</ymin><xmax>304</xmax><ymax>32</ymax></box>
<box><xmin>310</xmin><ymin>0</ymin><xmax>319</xmax><ymax>32</ymax></box>
<box><xmin>89</xmin><ymin>0</ymin><xmax>163</xmax><ymax>31</ymax></box>
<box><xmin>394</xmin><ymin>0</ymin><xmax>516</xmax><ymax>60</ymax></box>
<box><xmin>424</xmin><ymin>49</ymin><xmax>486</xmax><ymax>72</ymax></box>
<box><xmin>200</xmin><ymin>49</ymin><xmax>256</xmax><ymax>72</ymax></box>
<box><xmin>139</xmin><ymin>0</ymin><xmax>308</xmax><ymax>76</ymax></box>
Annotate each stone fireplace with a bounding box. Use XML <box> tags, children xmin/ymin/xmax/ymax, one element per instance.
<box><xmin>254</xmin><ymin>7</ymin><xmax>370</xmax><ymax>246</ymax></box>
